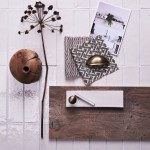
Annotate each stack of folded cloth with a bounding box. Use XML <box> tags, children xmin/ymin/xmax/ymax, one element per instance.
<box><xmin>65</xmin><ymin>36</ymin><xmax>119</xmax><ymax>86</ymax></box>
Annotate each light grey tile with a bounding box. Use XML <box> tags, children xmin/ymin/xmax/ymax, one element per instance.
<box><xmin>123</xmin><ymin>0</ymin><xmax>139</xmax><ymax>10</ymax></box>
<box><xmin>140</xmin><ymin>10</ymin><xmax>150</xmax><ymax>65</ymax></box>
<box><xmin>8</xmin><ymin>123</ymin><xmax>23</xmax><ymax>150</ymax></box>
<box><xmin>0</xmin><ymin>66</ymin><xmax>7</xmax><ymax>122</ymax></box>
<box><xmin>0</xmin><ymin>124</ymin><xmax>7</xmax><ymax>150</ymax></box>
<box><xmin>124</xmin><ymin>11</ymin><xmax>140</xmax><ymax>66</ymax></box>
<box><xmin>106</xmin><ymin>141</ymin><xmax>123</xmax><ymax>150</ymax></box>
<box><xmin>9</xmin><ymin>0</ymin><xmax>24</xmax><ymax>8</ymax></box>
<box><xmin>0</xmin><ymin>10</ymin><xmax>8</xmax><ymax>65</ymax></box>
<box><xmin>57</xmin><ymin>0</ymin><xmax>75</xmax><ymax>8</ymax></box>
<box><xmin>74</xmin><ymin>10</ymin><xmax>90</xmax><ymax>36</ymax></box>
<box><xmin>57</xmin><ymin>140</ymin><xmax>73</xmax><ymax>150</ymax></box>
<box><xmin>140</xmin><ymin>66</ymin><xmax>150</xmax><ymax>86</ymax></box>
<box><xmin>123</xmin><ymin>67</ymin><xmax>140</xmax><ymax>86</ymax></box>
<box><xmin>124</xmin><ymin>141</ymin><xmax>140</xmax><ymax>150</ymax></box>
<box><xmin>107</xmin><ymin>0</ymin><xmax>123</xmax><ymax>6</ymax></box>
<box><xmin>140</xmin><ymin>0</ymin><xmax>150</xmax><ymax>8</ymax></box>
<box><xmin>141</xmin><ymin>142</ymin><xmax>150</xmax><ymax>150</ymax></box>
<box><xmin>23</xmin><ymin>123</ymin><xmax>39</xmax><ymax>150</ymax></box>
<box><xmin>8</xmin><ymin>69</ymin><xmax>23</xmax><ymax>122</ymax></box>
<box><xmin>75</xmin><ymin>0</ymin><xmax>89</xmax><ymax>8</ymax></box>
<box><xmin>40</xmin><ymin>124</ymin><xmax>56</xmax><ymax>150</ymax></box>
<box><xmin>24</xmin><ymin>82</ymin><xmax>40</xmax><ymax>123</ymax></box>
<box><xmin>73</xmin><ymin>140</ymin><xmax>89</xmax><ymax>150</ymax></box>
<box><xmin>90</xmin><ymin>141</ymin><xmax>106</xmax><ymax>150</ymax></box>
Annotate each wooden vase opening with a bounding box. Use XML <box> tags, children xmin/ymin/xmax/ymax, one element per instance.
<box><xmin>9</xmin><ymin>49</ymin><xmax>42</xmax><ymax>84</ymax></box>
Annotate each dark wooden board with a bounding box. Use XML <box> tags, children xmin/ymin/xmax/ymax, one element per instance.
<box><xmin>49</xmin><ymin>86</ymin><xmax>150</xmax><ymax>140</ymax></box>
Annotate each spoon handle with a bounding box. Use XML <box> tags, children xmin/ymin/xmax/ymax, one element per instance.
<box><xmin>75</xmin><ymin>93</ymin><xmax>95</xmax><ymax>107</ymax></box>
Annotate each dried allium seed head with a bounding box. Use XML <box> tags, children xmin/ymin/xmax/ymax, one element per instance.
<box><xmin>57</xmin><ymin>16</ymin><xmax>61</xmax><ymax>20</ymax></box>
<box><xmin>44</xmin><ymin>11</ymin><xmax>48</xmax><ymax>14</ymax></box>
<box><xmin>53</xmin><ymin>11</ymin><xmax>59</xmax><ymax>15</ymax></box>
<box><xmin>37</xmin><ymin>30</ymin><xmax>41</xmax><ymax>33</ymax></box>
<box><xmin>60</xmin><ymin>28</ymin><xmax>63</xmax><ymax>33</ymax></box>
<box><xmin>51</xmin><ymin>18</ymin><xmax>56</xmax><ymax>21</ymax></box>
<box><xmin>32</xmin><ymin>10</ymin><xmax>36</xmax><ymax>14</ymax></box>
<box><xmin>48</xmin><ymin>5</ymin><xmax>53</xmax><ymax>10</ymax></box>
<box><xmin>30</xmin><ymin>25</ymin><xmax>35</xmax><ymax>29</ymax></box>
<box><xmin>25</xmin><ymin>30</ymin><xmax>29</xmax><ymax>34</ymax></box>
<box><xmin>24</xmin><ymin>10</ymin><xmax>28</xmax><ymax>14</ymax></box>
<box><xmin>28</xmin><ymin>5</ymin><xmax>33</xmax><ymax>10</ymax></box>
<box><xmin>21</xmin><ymin>17</ymin><xmax>24</xmax><ymax>22</ymax></box>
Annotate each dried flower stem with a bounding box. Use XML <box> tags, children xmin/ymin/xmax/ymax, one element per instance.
<box><xmin>18</xmin><ymin>1</ymin><xmax>63</xmax><ymax>139</ymax></box>
<box><xmin>40</xmin><ymin>24</ymin><xmax>48</xmax><ymax>139</ymax></box>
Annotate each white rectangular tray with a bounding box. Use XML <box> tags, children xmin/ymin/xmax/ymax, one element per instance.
<box><xmin>66</xmin><ymin>90</ymin><xmax>124</xmax><ymax>108</ymax></box>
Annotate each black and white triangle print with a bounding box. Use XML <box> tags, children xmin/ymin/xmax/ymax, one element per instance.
<box><xmin>70</xmin><ymin>36</ymin><xmax>119</xmax><ymax>86</ymax></box>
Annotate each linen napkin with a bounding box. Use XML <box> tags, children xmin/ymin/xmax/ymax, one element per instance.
<box><xmin>70</xmin><ymin>36</ymin><xmax>119</xmax><ymax>86</ymax></box>
<box><xmin>65</xmin><ymin>36</ymin><xmax>91</xmax><ymax>79</ymax></box>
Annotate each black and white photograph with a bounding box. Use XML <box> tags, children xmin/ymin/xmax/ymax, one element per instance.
<box><xmin>90</xmin><ymin>2</ymin><xmax>131</xmax><ymax>55</ymax></box>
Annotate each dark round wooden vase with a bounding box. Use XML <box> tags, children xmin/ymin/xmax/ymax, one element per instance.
<box><xmin>9</xmin><ymin>49</ymin><xmax>42</xmax><ymax>84</ymax></box>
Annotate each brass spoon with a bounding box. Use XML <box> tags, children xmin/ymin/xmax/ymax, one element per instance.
<box><xmin>86</xmin><ymin>55</ymin><xmax>109</xmax><ymax>68</ymax></box>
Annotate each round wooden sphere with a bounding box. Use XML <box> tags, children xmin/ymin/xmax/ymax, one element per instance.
<box><xmin>9</xmin><ymin>49</ymin><xmax>42</xmax><ymax>84</ymax></box>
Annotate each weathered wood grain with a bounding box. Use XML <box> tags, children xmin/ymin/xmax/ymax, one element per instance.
<box><xmin>49</xmin><ymin>86</ymin><xmax>150</xmax><ymax>140</ymax></box>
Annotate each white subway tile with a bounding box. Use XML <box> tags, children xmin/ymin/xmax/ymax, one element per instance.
<box><xmin>106</xmin><ymin>141</ymin><xmax>123</xmax><ymax>150</ymax></box>
<box><xmin>140</xmin><ymin>10</ymin><xmax>150</xmax><ymax>65</ymax></box>
<box><xmin>57</xmin><ymin>0</ymin><xmax>75</xmax><ymax>8</ymax></box>
<box><xmin>0</xmin><ymin>10</ymin><xmax>8</xmax><ymax>65</ymax></box>
<box><xmin>23</xmin><ymin>123</ymin><xmax>39</xmax><ymax>150</ymax></box>
<box><xmin>24</xmin><ymin>82</ymin><xmax>40</xmax><ymax>123</ymax></box>
<box><xmin>9</xmin><ymin>0</ymin><xmax>24</xmax><ymax>8</ymax></box>
<box><xmin>107</xmin><ymin>0</ymin><xmax>123</xmax><ymax>7</ymax></box>
<box><xmin>123</xmin><ymin>0</ymin><xmax>139</xmax><ymax>10</ymax></box>
<box><xmin>57</xmin><ymin>140</ymin><xmax>73</xmax><ymax>150</ymax></box>
<box><xmin>140</xmin><ymin>0</ymin><xmax>150</xmax><ymax>8</ymax></box>
<box><xmin>141</xmin><ymin>142</ymin><xmax>150</xmax><ymax>150</ymax></box>
<box><xmin>40</xmin><ymin>67</ymin><xmax>56</xmax><ymax>123</ymax></box>
<box><xmin>90</xmin><ymin>141</ymin><xmax>106</xmax><ymax>150</ymax></box>
<box><xmin>8</xmin><ymin>69</ymin><xmax>23</xmax><ymax>122</ymax></box>
<box><xmin>8</xmin><ymin>10</ymin><xmax>24</xmax><ymax>61</ymax></box>
<box><xmin>56</xmin><ymin>10</ymin><xmax>74</xmax><ymax>65</ymax></box>
<box><xmin>90</xmin><ymin>10</ymin><xmax>97</xmax><ymax>30</ymax></box>
<box><xmin>114</xmin><ymin>44</ymin><xmax>125</xmax><ymax>66</ymax></box>
<box><xmin>23</xmin><ymin>0</ymin><xmax>56</xmax><ymax>8</ymax></box>
<box><xmin>75</xmin><ymin>0</ymin><xmax>89</xmax><ymax>8</ymax></box>
<box><xmin>0</xmin><ymin>67</ymin><xmax>7</xmax><ymax>122</ymax></box>
<box><xmin>0</xmin><ymin>124</ymin><xmax>7</xmax><ymax>150</ymax></box>
<box><xmin>124</xmin><ymin>141</ymin><xmax>140</xmax><ymax>150</ymax></box>
<box><xmin>40</xmin><ymin>124</ymin><xmax>56</xmax><ymax>150</ymax></box>
<box><xmin>74</xmin><ymin>10</ymin><xmax>90</xmax><ymax>36</ymax></box>
<box><xmin>8</xmin><ymin>123</ymin><xmax>23</xmax><ymax>150</ymax></box>
<box><xmin>90</xmin><ymin>0</ymin><xmax>100</xmax><ymax>9</ymax></box>
<box><xmin>107</xmin><ymin>67</ymin><xmax>123</xmax><ymax>86</ymax></box>
<box><xmin>124</xmin><ymin>11</ymin><xmax>140</xmax><ymax>66</ymax></box>
<box><xmin>140</xmin><ymin>66</ymin><xmax>150</xmax><ymax>86</ymax></box>
<box><xmin>73</xmin><ymin>140</ymin><xmax>89</xmax><ymax>150</ymax></box>
<box><xmin>0</xmin><ymin>0</ymin><xmax>8</xmax><ymax>8</ymax></box>
<box><xmin>123</xmin><ymin>67</ymin><xmax>140</xmax><ymax>86</ymax></box>
<box><xmin>43</xmin><ymin>27</ymin><xmax>57</xmax><ymax>65</ymax></box>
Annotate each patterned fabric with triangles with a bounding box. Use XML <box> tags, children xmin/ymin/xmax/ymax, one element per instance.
<box><xmin>70</xmin><ymin>36</ymin><xmax>119</xmax><ymax>86</ymax></box>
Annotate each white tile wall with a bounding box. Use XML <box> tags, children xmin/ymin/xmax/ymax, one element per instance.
<box><xmin>0</xmin><ymin>0</ymin><xmax>150</xmax><ymax>150</ymax></box>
